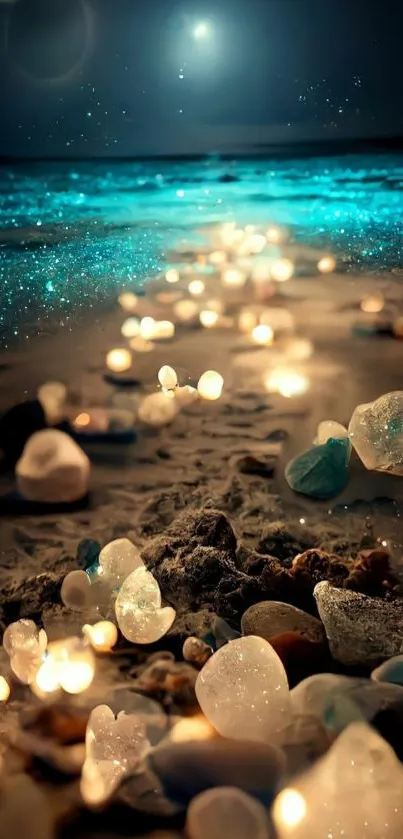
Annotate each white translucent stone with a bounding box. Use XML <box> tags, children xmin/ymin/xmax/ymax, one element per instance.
<box><xmin>316</xmin><ymin>420</ymin><xmax>348</xmax><ymax>445</ymax></box>
<box><xmin>251</xmin><ymin>325</ymin><xmax>274</xmax><ymax>345</ymax></box>
<box><xmin>272</xmin><ymin>722</ymin><xmax>403</xmax><ymax>839</ymax></box>
<box><xmin>37</xmin><ymin>381</ymin><xmax>67</xmax><ymax>424</ymax></box>
<box><xmin>99</xmin><ymin>538</ymin><xmax>144</xmax><ymax>589</ymax></box>
<box><xmin>118</xmin><ymin>605</ymin><xmax>176</xmax><ymax>644</ymax></box>
<box><xmin>349</xmin><ymin>392</ymin><xmax>403</xmax><ymax>474</ymax></box>
<box><xmin>81</xmin><ymin>704</ymin><xmax>150</xmax><ymax>805</ymax></box>
<box><xmin>197</xmin><ymin>370</ymin><xmax>224</xmax><ymax>401</ymax></box>
<box><xmin>115</xmin><ymin>567</ymin><xmax>161</xmax><ymax>622</ymax></box>
<box><xmin>121</xmin><ymin>317</ymin><xmax>141</xmax><ymax>338</ymax></box>
<box><xmin>3</xmin><ymin>619</ymin><xmax>47</xmax><ymax>685</ymax></box>
<box><xmin>158</xmin><ymin>365</ymin><xmax>178</xmax><ymax>390</ymax></box>
<box><xmin>187</xmin><ymin>787</ymin><xmax>270</xmax><ymax>839</ymax></box>
<box><xmin>152</xmin><ymin>320</ymin><xmax>175</xmax><ymax>340</ymax></box>
<box><xmin>61</xmin><ymin>570</ymin><xmax>92</xmax><ymax>611</ymax></box>
<box><xmin>195</xmin><ymin>636</ymin><xmax>290</xmax><ymax>742</ymax></box>
<box><xmin>0</xmin><ymin>675</ymin><xmax>10</xmax><ymax>702</ymax></box>
<box><xmin>16</xmin><ymin>429</ymin><xmax>90</xmax><ymax>503</ymax></box>
<box><xmin>137</xmin><ymin>392</ymin><xmax>178</xmax><ymax>427</ymax></box>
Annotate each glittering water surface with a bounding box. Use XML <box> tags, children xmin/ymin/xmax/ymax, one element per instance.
<box><xmin>1</xmin><ymin>153</ymin><xmax>403</xmax><ymax>345</ymax></box>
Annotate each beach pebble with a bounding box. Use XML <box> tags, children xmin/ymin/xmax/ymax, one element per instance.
<box><xmin>183</xmin><ymin>637</ymin><xmax>213</xmax><ymax>666</ymax></box>
<box><xmin>138</xmin><ymin>392</ymin><xmax>178</xmax><ymax>427</ymax></box>
<box><xmin>186</xmin><ymin>787</ymin><xmax>270</xmax><ymax>839</ymax></box>
<box><xmin>241</xmin><ymin>601</ymin><xmax>325</xmax><ymax>645</ymax></box>
<box><xmin>61</xmin><ymin>570</ymin><xmax>92</xmax><ymax>611</ymax></box>
<box><xmin>349</xmin><ymin>391</ymin><xmax>403</xmax><ymax>474</ymax></box>
<box><xmin>150</xmin><ymin>738</ymin><xmax>285</xmax><ymax>805</ymax></box>
<box><xmin>315</xmin><ymin>419</ymin><xmax>348</xmax><ymax>444</ymax></box>
<box><xmin>285</xmin><ymin>438</ymin><xmax>351</xmax><ymax>499</ymax></box>
<box><xmin>115</xmin><ymin>567</ymin><xmax>176</xmax><ymax>644</ymax></box>
<box><xmin>372</xmin><ymin>655</ymin><xmax>403</xmax><ymax>686</ymax></box>
<box><xmin>81</xmin><ymin>704</ymin><xmax>150</xmax><ymax>806</ymax></box>
<box><xmin>158</xmin><ymin>365</ymin><xmax>178</xmax><ymax>390</ymax></box>
<box><xmin>3</xmin><ymin>619</ymin><xmax>47</xmax><ymax>685</ymax></box>
<box><xmin>16</xmin><ymin>429</ymin><xmax>90</xmax><ymax>504</ymax></box>
<box><xmin>99</xmin><ymin>538</ymin><xmax>144</xmax><ymax>589</ymax></box>
<box><xmin>272</xmin><ymin>722</ymin><xmax>403</xmax><ymax>839</ymax></box>
<box><xmin>314</xmin><ymin>581</ymin><xmax>403</xmax><ymax>666</ymax></box>
<box><xmin>195</xmin><ymin>636</ymin><xmax>290</xmax><ymax>742</ymax></box>
<box><xmin>290</xmin><ymin>673</ymin><xmax>403</xmax><ymax>733</ymax></box>
<box><xmin>119</xmin><ymin>606</ymin><xmax>176</xmax><ymax>645</ymax></box>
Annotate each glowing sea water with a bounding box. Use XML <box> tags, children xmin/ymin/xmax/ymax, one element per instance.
<box><xmin>0</xmin><ymin>153</ymin><xmax>402</xmax><ymax>344</ymax></box>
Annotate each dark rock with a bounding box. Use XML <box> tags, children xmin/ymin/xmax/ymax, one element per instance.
<box><xmin>0</xmin><ymin>572</ymin><xmax>61</xmax><ymax>621</ymax></box>
<box><xmin>235</xmin><ymin>455</ymin><xmax>276</xmax><ymax>478</ymax></box>
<box><xmin>218</xmin><ymin>174</ymin><xmax>240</xmax><ymax>183</ymax></box>
<box><xmin>133</xmin><ymin>658</ymin><xmax>198</xmax><ymax>707</ymax></box>
<box><xmin>150</xmin><ymin>738</ymin><xmax>285</xmax><ymax>806</ymax></box>
<box><xmin>241</xmin><ymin>601</ymin><xmax>326</xmax><ymax>644</ymax></box>
<box><xmin>345</xmin><ymin>549</ymin><xmax>400</xmax><ymax>596</ymax></box>
<box><xmin>257</xmin><ymin>522</ymin><xmax>315</xmax><ymax>565</ymax></box>
<box><xmin>270</xmin><ymin>632</ymin><xmax>328</xmax><ymax>687</ymax></box>
<box><xmin>76</xmin><ymin>538</ymin><xmax>101</xmax><ymax>571</ymax></box>
<box><xmin>0</xmin><ymin>400</ymin><xmax>46</xmax><ymax>468</ymax></box>
<box><xmin>291</xmin><ymin>548</ymin><xmax>349</xmax><ymax>596</ymax></box>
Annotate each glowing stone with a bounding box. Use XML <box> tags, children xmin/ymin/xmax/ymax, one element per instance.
<box><xmin>81</xmin><ymin>704</ymin><xmax>150</xmax><ymax>805</ymax></box>
<box><xmin>82</xmin><ymin>621</ymin><xmax>118</xmax><ymax>652</ymax></box>
<box><xmin>45</xmin><ymin>637</ymin><xmax>95</xmax><ymax>694</ymax></box>
<box><xmin>0</xmin><ymin>676</ymin><xmax>10</xmax><ymax>702</ymax></box>
<box><xmin>3</xmin><ymin>619</ymin><xmax>47</xmax><ymax>685</ymax></box>
<box><xmin>174</xmin><ymin>299</ymin><xmax>199</xmax><ymax>322</ymax></box>
<box><xmin>115</xmin><ymin>566</ymin><xmax>175</xmax><ymax>644</ymax></box>
<box><xmin>118</xmin><ymin>292</ymin><xmax>138</xmax><ymax>312</ymax></box>
<box><xmin>32</xmin><ymin>655</ymin><xmax>61</xmax><ymax>697</ymax></box>
<box><xmin>348</xmin><ymin>391</ymin><xmax>403</xmax><ymax>474</ymax></box>
<box><xmin>272</xmin><ymin>723</ymin><xmax>403</xmax><ymax>839</ymax></box>
<box><xmin>106</xmin><ymin>348</ymin><xmax>132</xmax><ymax>373</ymax></box>
<box><xmin>317</xmin><ymin>255</ymin><xmax>336</xmax><ymax>274</ymax></box>
<box><xmin>361</xmin><ymin>293</ymin><xmax>384</xmax><ymax>314</ymax></box>
<box><xmin>61</xmin><ymin>569</ymin><xmax>92</xmax><ymax>611</ymax></box>
<box><xmin>195</xmin><ymin>636</ymin><xmax>290</xmax><ymax>742</ymax></box>
<box><xmin>16</xmin><ymin>429</ymin><xmax>90</xmax><ymax>503</ymax></box>
<box><xmin>271</xmin><ymin>258</ymin><xmax>294</xmax><ymax>282</ymax></box>
<box><xmin>152</xmin><ymin>320</ymin><xmax>175</xmax><ymax>340</ymax></box>
<box><xmin>251</xmin><ymin>324</ymin><xmax>274</xmax><ymax>345</ymax></box>
<box><xmin>166</xmin><ymin>268</ymin><xmax>180</xmax><ymax>284</ymax></box>
<box><xmin>158</xmin><ymin>365</ymin><xmax>178</xmax><ymax>390</ymax></box>
<box><xmin>222</xmin><ymin>267</ymin><xmax>246</xmax><ymax>288</ymax></box>
<box><xmin>187</xmin><ymin>787</ymin><xmax>270</xmax><ymax>839</ymax></box>
<box><xmin>197</xmin><ymin>370</ymin><xmax>224</xmax><ymax>401</ymax></box>
<box><xmin>99</xmin><ymin>538</ymin><xmax>144</xmax><ymax>589</ymax></box>
<box><xmin>138</xmin><ymin>392</ymin><xmax>178</xmax><ymax>427</ymax></box>
<box><xmin>188</xmin><ymin>279</ymin><xmax>205</xmax><ymax>296</ymax></box>
<box><xmin>37</xmin><ymin>381</ymin><xmax>67</xmax><ymax>424</ymax></box>
<box><xmin>200</xmin><ymin>310</ymin><xmax>219</xmax><ymax>328</ymax></box>
<box><xmin>285</xmin><ymin>438</ymin><xmax>351</xmax><ymax>499</ymax></box>
<box><xmin>121</xmin><ymin>317</ymin><xmax>141</xmax><ymax>339</ymax></box>
<box><xmin>140</xmin><ymin>317</ymin><xmax>156</xmax><ymax>340</ymax></box>
<box><xmin>316</xmin><ymin>420</ymin><xmax>348</xmax><ymax>444</ymax></box>
<box><xmin>264</xmin><ymin>369</ymin><xmax>309</xmax><ymax>398</ymax></box>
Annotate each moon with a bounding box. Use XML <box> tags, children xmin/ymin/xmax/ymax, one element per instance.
<box><xmin>193</xmin><ymin>21</ymin><xmax>210</xmax><ymax>39</ymax></box>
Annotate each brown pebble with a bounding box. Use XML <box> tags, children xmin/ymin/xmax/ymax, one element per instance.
<box><xmin>183</xmin><ymin>636</ymin><xmax>213</xmax><ymax>666</ymax></box>
<box><xmin>270</xmin><ymin>631</ymin><xmax>327</xmax><ymax>687</ymax></box>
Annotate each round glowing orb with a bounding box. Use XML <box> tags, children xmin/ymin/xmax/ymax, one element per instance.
<box><xmin>318</xmin><ymin>255</ymin><xmax>336</xmax><ymax>274</ymax></box>
<box><xmin>197</xmin><ymin>370</ymin><xmax>224</xmax><ymax>401</ymax></box>
<box><xmin>271</xmin><ymin>258</ymin><xmax>294</xmax><ymax>282</ymax></box>
<box><xmin>82</xmin><ymin>621</ymin><xmax>118</xmax><ymax>653</ymax></box>
<box><xmin>188</xmin><ymin>279</ymin><xmax>205</xmax><ymax>296</ymax></box>
<box><xmin>106</xmin><ymin>348</ymin><xmax>132</xmax><ymax>373</ymax></box>
<box><xmin>170</xmin><ymin>715</ymin><xmax>214</xmax><ymax>743</ymax></box>
<box><xmin>265</xmin><ymin>368</ymin><xmax>310</xmax><ymax>398</ymax></box>
<box><xmin>152</xmin><ymin>320</ymin><xmax>175</xmax><ymax>340</ymax></box>
<box><xmin>32</xmin><ymin>656</ymin><xmax>62</xmax><ymax>697</ymax></box>
<box><xmin>251</xmin><ymin>324</ymin><xmax>274</xmax><ymax>346</ymax></box>
<box><xmin>238</xmin><ymin>233</ymin><xmax>266</xmax><ymax>256</ymax></box>
<box><xmin>73</xmin><ymin>412</ymin><xmax>90</xmax><ymax>429</ymax></box>
<box><xmin>121</xmin><ymin>317</ymin><xmax>141</xmax><ymax>339</ymax></box>
<box><xmin>47</xmin><ymin>638</ymin><xmax>95</xmax><ymax>695</ymax></box>
<box><xmin>0</xmin><ymin>676</ymin><xmax>10</xmax><ymax>702</ymax></box>
<box><xmin>118</xmin><ymin>291</ymin><xmax>138</xmax><ymax>313</ymax></box>
<box><xmin>174</xmin><ymin>299</ymin><xmax>199</xmax><ymax>322</ymax></box>
<box><xmin>194</xmin><ymin>21</ymin><xmax>210</xmax><ymax>39</ymax></box>
<box><xmin>158</xmin><ymin>365</ymin><xmax>178</xmax><ymax>390</ymax></box>
<box><xmin>200</xmin><ymin>310</ymin><xmax>219</xmax><ymax>328</ymax></box>
<box><xmin>272</xmin><ymin>787</ymin><xmax>307</xmax><ymax>829</ymax></box>
<box><xmin>222</xmin><ymin>268</ymin><xmax>246</xmax><ymax>288</ymax></box>
<box><xmin>166</xmin><ymin>268</ymin><xmax>180</xmax><ymax>284</ymax></box>
<box><xmin>267</xmin><ymin>226</ymin><xmax>284</xmax><ymax>244</ymax></box>
<box><xmin>140</xmin><ymin>317</ymin><xmax>156</xmax><ymax>340</ymax></box>
<box><xmin>209</xmin><ymin>250</ymin><xmax>227</xmax><ymax>266</ymax></box>
<box><xmin>360</xmin><ymin>293</ymin><xmax>384</xmax><ymax>314</ymax></box>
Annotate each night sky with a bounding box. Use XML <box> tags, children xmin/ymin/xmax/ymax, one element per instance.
<box><xmin>0</xmin><ymin>0</ymin><xmax>402</xmax><ymax>157</ymax></box>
